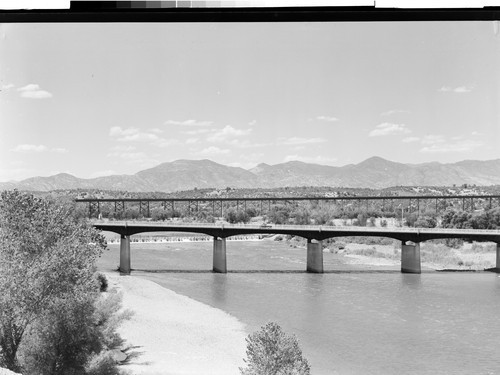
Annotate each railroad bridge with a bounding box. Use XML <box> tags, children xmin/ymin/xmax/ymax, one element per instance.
<box><xmin>93</xmin><ymin>221</ymin><xmax>500</xmax><ymax>275</ymax></box>
<box><xmin>77</xmin><ymin>195</ymin><xmax>500</xmax><ymax>218</ymax></box>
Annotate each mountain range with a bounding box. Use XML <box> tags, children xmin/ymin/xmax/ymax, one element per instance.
<box><xmin>2</xmin><ymin>157</ymin><xmax>500</xmax><ymax>192</ymax></box>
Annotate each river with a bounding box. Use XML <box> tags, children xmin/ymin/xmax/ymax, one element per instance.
<box><xmin>97</xmin><ymin>238</ymin><xmax>500</xmax><ymax>375</ymax></box>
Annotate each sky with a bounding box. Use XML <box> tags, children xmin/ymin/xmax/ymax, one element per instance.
<box><xmin>1</xmin><ymin>20</ymin><xmax>500</xmax><ymax>181</ymax></box>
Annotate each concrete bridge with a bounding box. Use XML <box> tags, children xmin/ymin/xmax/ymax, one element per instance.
<box><xmin>93</xmin><ymin>221</ymin><xmax>500</xmax><ymax>275</ymax></box>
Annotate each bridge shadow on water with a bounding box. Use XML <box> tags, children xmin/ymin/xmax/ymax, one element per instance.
<box><xmin>129</xmin><ymin>268</ymin><xmax>429</xmax><ymax>274</ymax></box>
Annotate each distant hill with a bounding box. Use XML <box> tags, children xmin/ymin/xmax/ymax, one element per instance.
<box><xmin>2</xmin><ymin>157</ymin><xmax>500</xmax><ymax>192</ymax></box>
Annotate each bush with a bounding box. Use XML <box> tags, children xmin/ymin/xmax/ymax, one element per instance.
<box><xmin>240</xmin><ymin>322</ymin><xmax>310</xmax><ymax>375</ymax></box>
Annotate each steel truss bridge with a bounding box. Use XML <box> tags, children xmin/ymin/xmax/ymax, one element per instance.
<box><xmin>76</xmin><ymin>195</ymin><xmax>500</xmax><ymax>218</ymax></box>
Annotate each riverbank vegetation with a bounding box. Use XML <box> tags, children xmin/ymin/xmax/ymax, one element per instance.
<box><xmin>0</xmin><ymin>191</ymin><xmax>130</xmax><ymax>375</ymax></box>
<box><xmin>240</xmin><ymin>322</ymin><xmax>310</xmax><ymax>375</ymax></box>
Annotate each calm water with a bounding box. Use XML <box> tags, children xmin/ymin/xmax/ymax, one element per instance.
<box><xmin>98</xmin><ymin>239</ymin><xmax>500</xmax><ymax>375</ymax></box>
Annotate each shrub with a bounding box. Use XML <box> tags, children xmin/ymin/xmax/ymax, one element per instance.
<box><xmin>240</xmin><ymin>322</ymin><xmax>310</xmax><ymax>375</ymax></box>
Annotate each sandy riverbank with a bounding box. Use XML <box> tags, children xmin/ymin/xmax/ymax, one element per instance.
<box><xmin>338</xmin><ymin>243</ymin><xmax>496</xmax><ymax>270</ymax></box>
<box><xmin>105</xmin><ymin>273</ymin><xmax>247</xmax><ymax>375</ymax></box>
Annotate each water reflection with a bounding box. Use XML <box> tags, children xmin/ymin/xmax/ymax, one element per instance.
<box><xmin>400</xmin><ymin>273</ymin><xmax>423</xmax><ymax>290</ymax></box>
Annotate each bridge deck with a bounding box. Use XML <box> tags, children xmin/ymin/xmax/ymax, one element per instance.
<box><xmin>93</xmin><ymin>221</ymin><xmax>500</xmax><ymax>243</ymax></box>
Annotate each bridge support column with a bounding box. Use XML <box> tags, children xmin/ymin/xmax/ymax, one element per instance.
<box><xmin>213</xmin><ymin>237</ymin><xmax>227</xmax><ymax>273</ymax></box>
<box><xmin>495</xmin><ymin>243</ymin><xmax>500</xmax><ymax>271</ymax></box>
<box><xmin>119</xmin><ymin>235</ymin><xmax>131</xmax><ymax>274</ymax></box>
<box><xmin>307</xmin><ymin>239</ymin><xmax>323</xmax><ymax>273</ymax></box>
<box><xmin>401</xmin><ymin>242</ymin><xmax>421</xmax><ymax>274</ymax></box>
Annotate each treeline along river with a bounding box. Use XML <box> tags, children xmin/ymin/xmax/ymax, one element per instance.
<box><xmin>97</xmin><ymin>238</ymin><xmax>500</xmax><ymax>375</ymax></box>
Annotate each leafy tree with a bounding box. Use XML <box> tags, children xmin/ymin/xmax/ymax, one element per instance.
<box><xmin>266</xmin><ymin>205</ymin><xmax>292</xmax><ymax>225</ymax></box>
<box><xmin>240</xmin><ymin>322</ymin><xmax>311</xmax><ymax>375</ymax></box>
<box><xmin>0</xmin><ymin>190</ymin><xmax>121</xmax><ymax>373</ymax></box>
<box><xmin>441</xmin><ymin>209</ymin><xmax>472</xmax><ymax>229</ymax></box>
<box><xmin>414</xmin><ymin>215</ymin><xmax>437</xmax><ymax>228</ymax></box>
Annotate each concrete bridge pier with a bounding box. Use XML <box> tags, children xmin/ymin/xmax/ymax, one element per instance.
<box><xmin>491</xmin><ymin>243</ymin><xmax>500</xmax><ymax>272</ymax></box>
<box><xmin>213</xmin><ymin>237</ymin><xmax>227</xmax><ymax>273</ymax></box>
<box><xmin>307</xmin><ymin>239</ymin><xmax>324</xmax><ymax>273</ymax></box>
<box><xmin>401</xmin><ymin>242</ymin><xmax>421</xmax><ymax>274</ymax></box>
<box><xmin>119</xmin><ymin>234</ymin><xmax>131</xmax><ymax>274</ymax></box>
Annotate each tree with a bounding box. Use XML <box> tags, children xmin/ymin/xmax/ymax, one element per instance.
<box><xmin>240</xmin><ymin>322</ymin><xmax>311</xmax><ymax>375</ymax></box>
<box><xmin>0</xmin><ymin>190</ymin><xmax>113</xmax><ymax>373</ymax></box>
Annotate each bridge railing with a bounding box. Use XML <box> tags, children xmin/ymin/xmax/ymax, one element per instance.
<box><xmin>92</xmin><ymin>220</ymin><xmax>500</xmax><ymax>234</ymax></box>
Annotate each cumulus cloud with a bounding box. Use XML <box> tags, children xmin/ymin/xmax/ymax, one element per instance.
<box><xmin>164</xmin><ymin>119</ymin><xmax>213</xmax><ymax>127</ymax></box>
<box><xmin>438</xmin><ymin>86</ymin><xmax>472</xmax><ymax>93</ymax></box>
<box><xmin>197</xmin><ymin>146</ymin><xmax>230</xmax><ymax>155</ymax></box>
<box><xmin>421</xmin><ymin>134</ymin><xmax>445</xmax><ymax>145</ymax></box>
<box><xmin>381</xmin><ymin>109</ymin><xmax>410</xmax><ymax>116</ymax></box>
<box><xmin>283</xmin><ymin>155</ymin><xmax>338</xmax><ymax>165</ymax></box>
<box><xmin>420</xmin><ymin>139</ymin><xmax>483</xmax><ymax>153</ymax></box>
<box><xmin>109</xmin><ymin>126</ymin><xmax>159</xmax><ymax>142</ymax></box>
<box><xmin>11</xmin><ymin>144</ymin><xmax>67</xmax><ymax>153</ymax></box>
<box><xmin>316</xmin><ymin>115</ymin><xmax>339</xmax><ymax>122</ymax></box>
<box><xmin>1</xmin><ymin>83</ymin><xmax>14</xmax><ymax>90</ymax></box>
<box><xmin>207</xmin><ymin>125</ymin><xmax>252</xmax><ymax>142</ymax></box>
<box><xmin>418</xmin><ymin>134</ymin><xmax>483</xmax><ymax>153</ymax></box>
<box><xmin>369</xmin><ymin>123</ymin><xmax>411</xmax><ymax>137</ymax></box>
<box><xmin>277</xmin><ymin>136</ymin><xmax>327</xmax><ymax>145</ymax></box>
<box><xmin>109</xmin><ymin>126</ymin><xmax>178</xmax><ymax>147</ymax></box>
<box><xmin>17</xmin><ymin>84</ymin><xmax>53</xmax><ymax>99</ymax></box>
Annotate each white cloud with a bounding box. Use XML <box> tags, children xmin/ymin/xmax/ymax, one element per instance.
<box><xmin>12</xmin><ymin>144</ymin><xmax>68</xmax><ymax>153</ymax></box>
<box><xmin>381</xmin><ymin>109</ymin><xmax>410</xmax><ymax>116</ymax></box>
<box><xmin>17</xmin><ymin>84</ymin><xmax>53</xmax><ymax>99</ymax></box>
<box><xmin>421</xmin><ymin>134</ymin><xmax>445</xmax><ymax>145</ymax></box>
<box><xmin>12</xmin><ymin>144</ymin><xmax>48</xmax><ymax>152</ymax></box>
<box><xmin>283</xmin><ymin>155</ymin><xmax>338</xmax><ymax>165</ymax></box>
<box><xmin>207</xmin><ymin>125</ymin><xmax>252</xmax><ymax>142</ymax></box>
<box><xmin>369</xmin><ymin>123</ymin><xmax>411</xmax><ymax>137</ymax></box>
<box><xmin>402</xmin><ymin>137</ymin><xmax>420</xmax><ymax>143</ymax></box>
<box><xmin>186</xmin><ymin>138</ymin><xmax>199</xmax><ymax>144</ymax></box>
<box><xmin>197</xmin><ymin>146</ymin><xmax>230</xmax><ymax>155</ymax></box>
<box><xmin>316</xmin><ymin>115</ymin><xmax>339</xmax><ymax>122</ymax></box>
<box><xmin>248</xmin><ymin>120</ymin><xmax>257</xmax><ymax>126</ymax></box>
<box><xmin>164</xmin><ymin>119</ymin><xmax>213</xmax><ymax>127</ymax></box>
<box><xmin>438</xmin><ymin>86</ymin><xmax>472</xmax><ymax>93</ymax></box>
<box><xmin>277</xmin><ymin>136</ymin><xmax>327</xmax><ymax>145</ymax></box>
<box><xmin>109</xmin><ymin>126</ymin><xmax>159</xmax><ymax>142</ymax></box>
<box><xmin>420</xmin><ymin>140</ymin><xmax>483</xmax><ymax>153</ymax></box>
<box><xmin>109</xmin><ymin>126</ymin><xmax>178</xmax><ymax>146</ymax></box>
<box><xmin>1</xmin><ymin>83</ymin><xmax>14</xmax><ymax>90</ymax></box>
